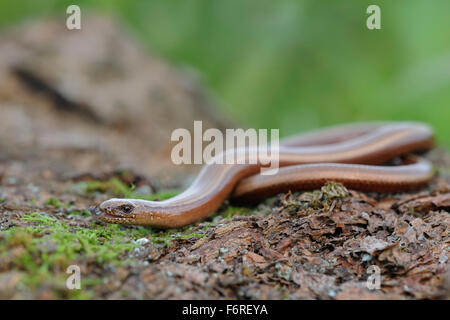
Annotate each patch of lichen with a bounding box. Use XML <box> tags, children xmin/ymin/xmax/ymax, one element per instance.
<box><xmin>279</xmin><ymin>182</ymin><xmax>350</xmax><ymax>215</ymax></box>
<box><xmin>305</xmin><ymin>182</ymin><xmax>349</xmax><ymax>209</ymax></box>
<box><xmin>44</xmin><ymin>197</ymin><xmax>63</xmax><ymax>208</ymax></box>
<box><xmin>0</xmin><ymin>186</ymin><xmax>252</xmax><ymax>297</ymax></box>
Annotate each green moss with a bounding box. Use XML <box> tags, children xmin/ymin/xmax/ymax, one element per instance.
<box><xmin>215</xmin><ymin>205</ymin><xmax>253</xmax><ymax>219</ymax></box>
<box><xmin>68</xmin><ymin>210</ymin><xmax>92</xmax><ymax>217</ymax></box>
<box><xmin>0</xmin><ymin>212</ymin><xmax>154</xmax><ymax>298</ymax></box>
<box><xmin>78</xmin><ymin>178</ymin><xmax>178</xmax><ymax>201</ymax></box>
<box><xmin>22</xmin><ymin>211</ymin><xmax>62</xmax><ymax>226</ymax></box>
<box><xmin>79</xmin><ymin>178</ymin><xmax>134</xmax><ymax>196</ymax></box>
<box><xmin>44</xmin><ymin>197</ymin><xmax>63</xmax><ymax>208</ymax></box>
<box><xmin>137</xmin><ymin>190</ymin><xmax>180</xmax><ymax>201</ymax></box>
<box><xmin>67</xmin><ymin>288</ymin><xmax>95</xmax><ymax>300</ymax></box>
<box><xmin>150</xmin><ymin>225</ymin><xmax>206</xmax><ymax>247</ymax></box>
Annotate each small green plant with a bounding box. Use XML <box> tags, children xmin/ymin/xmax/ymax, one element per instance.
<box><xmin>68</xmin><ymin>210</ymin><xmax>91</xmax><ymax>216</ymax></box>
<box><xmin>215</xmin><ymin>205</ymin><xmax>253</xmax><ymax>219</ymax></box>
<box><xmin>150</xmin><ymin>225</ymin><xmax>206</xmax><ymax>247</ymax></box>
<box><xmin>79</xmin><ymin>178</ymin><xmax>178</xmax><ymax>201</ymax></box>
<box><xmin>44</xmin><ymin>197</ymin><xmax>63</xmax><ymax>208</ymax></box>
<box><xmin>304</xmin><ymin>182</ymin><xmax>349</xmax><ymax>210</ymax></box>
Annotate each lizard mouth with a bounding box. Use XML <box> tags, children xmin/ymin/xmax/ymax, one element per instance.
<box><xmin>99</xmin><ymin>214</ymin><xmax>133</xmax><ymax>223</ymax></box>
<box><xmin>89</xmin><ymin>206</ymin><xmax>135</xmax><ymax>223</ymax></box>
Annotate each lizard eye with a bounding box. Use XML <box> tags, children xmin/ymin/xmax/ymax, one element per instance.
<box><xmin>120</xmin><ymin>205</ymin><xmax>134</xmax><ymax>214</ymax></box>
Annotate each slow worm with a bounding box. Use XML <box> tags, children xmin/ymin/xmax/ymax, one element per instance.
<box><xmin>92</xmin><ymin>122</ymin><xmax>434</xmax><ymax>228</ymax></box>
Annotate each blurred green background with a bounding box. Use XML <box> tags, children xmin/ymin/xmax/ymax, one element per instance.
<box><xmin>1</xmin><ymin>0</ymin><xmax>449</xmax><ymax>146</ymax></box>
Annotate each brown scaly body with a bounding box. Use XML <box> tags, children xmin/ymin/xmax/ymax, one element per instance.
<box><xmin>91</xmin><ymin>122</ymin><xmax>434</xmax><ymax>228</ymax></box>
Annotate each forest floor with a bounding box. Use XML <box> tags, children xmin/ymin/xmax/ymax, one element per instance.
<box><xmin>0</xmin><ymin>15</ymin><xmax>449</xmax><ymax>300</ymax></box>
<box><xmin>0</xmin><ymin>149</ymin><xmax>449</xmax><ymax>299</ymax></box>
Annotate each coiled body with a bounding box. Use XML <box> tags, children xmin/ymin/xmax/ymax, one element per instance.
<box><xmin>94</xmin><ymin>122</ymin><xmax>434</xmax><ymax>228</ymax></box>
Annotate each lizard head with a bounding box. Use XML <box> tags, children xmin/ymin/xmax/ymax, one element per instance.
<box><xmin>91</xmin><ymin>198</ymin><xmax>142</xmax><ymax>225</ymax></box>
<box><xmin>90</xmin><ymin>198</ymin><xmax>170</xmax><ymax>227</ymax></box>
